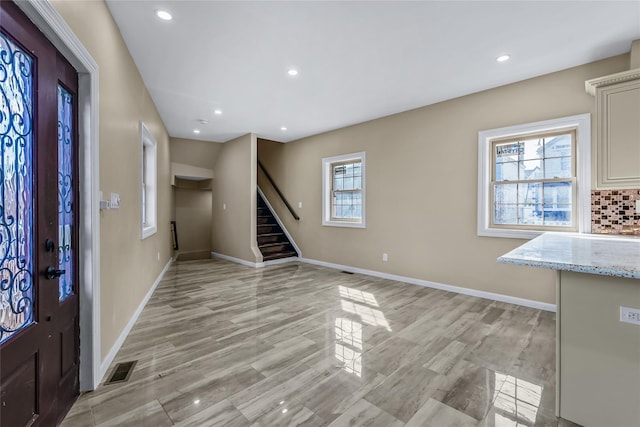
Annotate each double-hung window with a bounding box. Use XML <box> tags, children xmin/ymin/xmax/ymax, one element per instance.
<box><xmin>140</xmin><ymin>122</ymin><xmax>157</xmax><ymax>239</ymax></box>
<box><xmin>493</xmin><ymin>130</ymin><xmax>576</xmax><ymax>229</ymax></box>
<box><xmin>322</xmin><ymin>152</ymin><xmax>366</xmax><ymax>228</ymax></box>
<box><xmin>478</xmin><ymin>114</ymin><xmax>591</xmax><ymax>239</ymax></box>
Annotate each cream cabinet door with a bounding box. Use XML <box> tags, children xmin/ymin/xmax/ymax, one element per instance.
<box><xmin>594</xmin><ymin>78</ymin><xmax>640</xmax><ymax>189</ymax></box>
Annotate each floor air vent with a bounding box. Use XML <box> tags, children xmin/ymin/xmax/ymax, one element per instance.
<box><xmin>106</xmin><ymin>360</ymin><xmax>137</xmax><ymax>384</ymax></box>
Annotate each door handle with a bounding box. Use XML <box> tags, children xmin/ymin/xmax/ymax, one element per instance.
<box><xmin>45</xmin><ymin>266</ymin><xmax>66</xmax><ymax>280</ymax></box>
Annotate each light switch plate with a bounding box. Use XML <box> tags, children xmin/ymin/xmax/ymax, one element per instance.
<box><xmin>636</xmin><ymin>200</ymin><xmax>640</xmax><ymax>214</ymax></box>
<box><xmin>110</xmin><ymin>192</ymin><xmax>120</xmax><ymax>209</ymax></box>
<box><xmin>99</xmin><ymin>190</ymin><xmax>110</xmax><ymax>210</ymax></box>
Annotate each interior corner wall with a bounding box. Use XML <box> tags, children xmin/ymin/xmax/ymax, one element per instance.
<box><xmin>51</xmin><ymin>0</ymin><xmax>173</xmax><ymax>360</ymax></box>
<box><xmin>169</xmin><ymin>137</ymin><xmax>222</xmax><ymax>256</ymax></box>
<box><xmin>211</xmin><ymin>133</ymin><xmax>261</xmax><ymax>264</ymax></box>
<box><xmin>258</xmin><ymin>54</ymin><xmax>630</xmax><ymax>305</ymax></box>
<box><xmin>174</xmin><ymin>189</ymin><xmax>212</xmax><ymax>255</ymax></box>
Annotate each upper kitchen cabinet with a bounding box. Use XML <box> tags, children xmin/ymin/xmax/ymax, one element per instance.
<box><xmin>586</xmin><ymin>68</ymin><xmax>640</xmax><ymax>189</ymax></box>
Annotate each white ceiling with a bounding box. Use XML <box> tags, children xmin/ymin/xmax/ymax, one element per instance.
<box><xmin>106</xmin><ymin>1</ymin><xmax>640</xmax><ymax>143</ymax></box>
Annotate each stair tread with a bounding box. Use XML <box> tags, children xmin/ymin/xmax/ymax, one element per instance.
<box><xmin>259</xmin><ymin>242</ymin><xmax>292</xmax><ymax>248</ymax></box>
<box><xmin>259</xmin><ymin>242</ymin><xmax>293</xmax><ymax>250</ymax></box>
<box><xmin>257</xmin><ymin>191</ymin><xmax>296</xmax><ymax>261</ymax></box>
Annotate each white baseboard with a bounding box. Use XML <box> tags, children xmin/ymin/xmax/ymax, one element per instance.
<box><xmin>300</xmin><ymin>257</ymin><xmax>556</xmax><ymax>312</ymax></box>
<box><xmin>99</xmin><ymin>258</ymin><xmax>173</xmax><ymax>382</ymax></box>
<box><xmin>208</xmin><ymin>252</ymin><xmax>555</xmax><ymax>311</ymax></box>
<box><xmin>264</xmin><ymin>256</ymin><xmax>300</xmax><ymax>266</ymax></box>
<box><xmin>212</xmin><ymin>252</ymin><xmax>300</xmax><ymax>268</ymax></box>
<box><xmin>212</xmin><ymin>252</ymin><xmax>264</xmax><ymax>268</ymax></box>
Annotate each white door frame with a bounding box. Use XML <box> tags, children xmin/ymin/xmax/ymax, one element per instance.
<box><xmin>16</xmin><ymin>0</ymin><xmax>101</xmax><ymax>390</ymax></box>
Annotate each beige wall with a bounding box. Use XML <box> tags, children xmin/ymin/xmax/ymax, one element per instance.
<box><xmin>52</xmin><ymin>0</ymin><xmax>173</xmax><ymax>360</ymax></box>
<box><xmin>212</xmin><ymin>134</ymin><xmax>261</xmax><ymax>263</ymax></box>
<box><xmin>259</xmin><ymin>54</ymin><xmax>629</xmax><ymax>305</ymax></box>
<box><xmin>170</xmin><ymin>137</ymin><xmax>222</xmax><ymax>256</ymax></box>
<box><xmin>170</xmin><ymin>137</ymin><xmax>222</xmax><ymax>169</ymax></box>
<box><xmin>174</xmin><ymin>189</ymin><xmax>212</xmax><ymax>255</ymax></box>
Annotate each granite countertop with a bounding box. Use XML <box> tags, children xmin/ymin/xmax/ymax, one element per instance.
<box><xmin>497</xmin><ymin>232</ymin><xmax>640</xmax><ymax>279</ymax></box>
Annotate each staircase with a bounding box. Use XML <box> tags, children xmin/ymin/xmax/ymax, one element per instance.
<box><xmin>257</xmin><ymin>192</ymin><xmax>298</xmax><ymax>261</ymax></box>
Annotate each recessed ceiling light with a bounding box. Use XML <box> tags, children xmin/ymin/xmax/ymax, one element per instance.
<box><xmin>287</xmin><ymin>69</ymin><xmax>298</xmax><ymax>76</ymax></box>
<box><xmin>280</xmin><ymin>126</ymin><xmax>287</xmax><ymax>131</ymax></box>
<box><xmin>156</xmin><ymin>10</ymin><xmax>172</xmax><ymax>21</ymax></box>
<box><xmin>193</xmin><ymin>129</ymin><xmax>200</xmax><ymax>134</ymax></box>
<box><xmin>496</xmin><ymin>54</ymin><xmax>510</xmax><ymax>63</ymax></box>
<box><xmin>213</xmin><ymin>109</ymin><xmax>222</xmax><ymax>115</ymax></box>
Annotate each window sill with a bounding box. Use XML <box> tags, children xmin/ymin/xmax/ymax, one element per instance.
<box><xmin>322</xmin><ymin>220</ymin><xmax>366</xmax><ymax>229</ymax></box>
<box><xmin>478</xmin><ymin>227</ymin><xmax>580</xmax><ymax>239</ymax></box>
<box><xmin>141</xmin><ymin>225</ymin><xmax>157</xmax><ymax>240</ymax></box>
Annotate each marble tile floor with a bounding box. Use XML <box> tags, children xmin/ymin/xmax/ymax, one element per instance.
<box><xmin>61</xmin><ymin>259</ymin><xmax>581</xmax><ymax>427</ymax></box>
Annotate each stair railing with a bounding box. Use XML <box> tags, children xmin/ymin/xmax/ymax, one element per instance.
<box><xmin>258</xmin><ymin>160</ymin><xmax>300</xmax><ymax>221</ymax></box>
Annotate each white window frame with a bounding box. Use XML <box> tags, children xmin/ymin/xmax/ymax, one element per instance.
<box><xmin>478</xmin><ymin>114</ymin><xmax>591</xmax><ymax>239</ymax></box>
<box><xmin>322</xmin><ymin>152</ymin><xmax>366</xmax><ymax>228</ymax></box>
<box><xmin>140</xmin><ymin>122</ymin><xmax>157</xmax><ymax>239</ymax></box>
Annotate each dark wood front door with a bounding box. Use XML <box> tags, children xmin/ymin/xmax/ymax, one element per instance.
<box><xmin>0</xmin><ymin>1</ymin><xmax>80</xmax><ymax>426</ymax></box>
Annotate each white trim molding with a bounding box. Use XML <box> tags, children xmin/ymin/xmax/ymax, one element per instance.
<box><xmin>140</xmin><ymin>122</ymin><xmax>158</xmax><ymax>239</ymax></box>
<box><xmin>212</xmin><ymin>251</ymin><xmax>299</xmax><ymax>268</ymax></box>
<box><xmin>322</xmin><ymin>152</ymin><xmax>366</xmax><ymax>228</ymax></box>
<box><xmin>16</xmin><ymin>0</ymin><xmax>102</xmax><ymax>390</ymax></box>
<box><xmin>301</xmin><ymin>258</ymin><xmax>556</xmax><ymax>312</ymax></box>
<box><xmin>212</xmin><ymin>252</ymin><xmax>265</xmax><ymax>268</ymax></box>
<box><xmin>263</xmin><ymin>256</ymin><xmax>299</xmax><ymax>266</ymax></box>
<box><xmin>477</xmin><ymin>113</ymin><xmax>591</xmax><ymax>239</ymax></box>
<box><xmin>585</xmin><ymin>68</ymin><xmax>640</xmax><ymax>96</ymax></box>
<box><xmin>100</xmin><ymin>258</ymin><xmax>172</xmax><ymax>381</ymax></box>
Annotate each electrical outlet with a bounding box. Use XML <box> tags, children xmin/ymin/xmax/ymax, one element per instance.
<box><xmin>298</xmin><ymin>202</ymin><xmax>302</xmax><ymax>208</ymax></box>
<box><xmin>223</xmin><ymin>203</ymin><xmax>226</xmax><ymax>210</ymax></box>
<box><xmin>382</xmin><ymin>253</ymin><xmax>388</xmax><ymax>262</ymax></box>
<box><xmin>620</xmin><ymin>306</ymin><xmax>640</xmax><ymax>325</ymax></box>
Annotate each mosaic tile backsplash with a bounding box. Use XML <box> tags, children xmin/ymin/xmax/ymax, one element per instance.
<box><xmin>592</xmin><ymin>189</ymin><xmax>640</xmax><ymax>234</ymax></box>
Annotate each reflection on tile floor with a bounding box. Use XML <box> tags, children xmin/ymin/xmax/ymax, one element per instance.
<box><xmin>61</xmin><ymin>259</ymin><xmax>581</xmax><ymax>426</ymax></box>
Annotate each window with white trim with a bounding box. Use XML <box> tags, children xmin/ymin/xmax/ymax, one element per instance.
<box><xmin>322</xmin><ymin>152</ymin><xmax>366</xmax><ymax>228</ymax></box>
<box><xmin>478</xmin><ymin>114</ymin><xmax>591</xmax><ymax>239</ymax></box>
<box><xmin>140</xmin><ymin>122</ymin><xmax>157</xmax><ymax>239</ymax></box>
